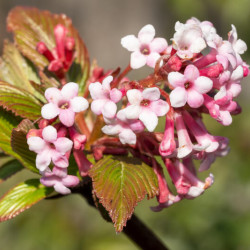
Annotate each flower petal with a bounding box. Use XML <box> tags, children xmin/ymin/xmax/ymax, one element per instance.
<box><xmin>102</xmin><ymin>76</ymin><xmax>113</xmax><ymax>91</ymax></box>
<box><xmin>138</xmin><ymin>24</ymin><xmax>155</xmax><ymax>44</ymax></box>
<box><xmin>61</xmin><ymin>82</ymin><xmax>79</xmax><ymax>100</ymax></box>
<box><xmin>149</xmin><ymin>38</ymin><xmax>168</xmax><ymax>53</ymax></box>
<box><xmin>52</xmin><ymin>152</ymin><xmax>69</xmax><ymax>168</ymax></box>
<box><xmin>146</xmin><ymin>52</ymin><xmax>161</xmax><ymax>68</ymax></box>
<box><xmin>102</xmin><ymin>101</ymin><xmax>117</xmax><ymax>119</ymax></box>
<box><xmin>71</xmin><ymin>97</ymin><xmax>89</xmax><ymax>112</ymax></box>
<box><xmin>184</xmin><ymin>65</ymin><xmax>200</xmax><ymax>82</ymax></box>
<box><xmin>59</xmin><ymin>109</ymin><xmax>75</xmax><ymax>127</ymax></box>
<box><xmin>189</xmin><ymin>37</ymin><xmax>206</xmax><ymax>53</ymax></box>
<box><xmin>27</xmin><ymin>137</ymin><xmax>47</xmax><ymax>153</ymax></box>
<box><xmin>54</xmin><ymin>182</ymin><xmax>71</xmax><ymax>194</ymax></box>
<box><xmin>194</xmin><ymin>76</ymin><xmax>213</xmax><ymax>94</ymax></box>
<box><xmin>91</xmin><ymin>99</ymin><xmax>107</xmax><ymax>115</ymax></box>
<box><xmin>89</xmin><ymin>82</ymin><xmax>106</xmax><ymax>100</ymax></box>
<box><xmin>127</xmin><ymin>89</ymin><xmax>143</xmax><ymax>105</ymax></box>
<box><xmin>119</xmin><ymin>129</ymin><xmax>137</xmax><ymax>145</ymax></box>
<box><xmin>41</xmin><ymin>103</ymin><xmax>59</xmax><ymax>120</ymax></box>
<box><xmin>139</xmin><ymin>110</ymin><xmax>158</xmax><ymax>132</ymax></box>
<box><xmin>110</xmin><ymin>88</ymin><xmax>122</xmax><ymax>103</ymax></box>
<box><xmin>142</xmin><ymin>87</ymin><xmax>160</xmax><ymax>101</ymax></box>
<box><xmin>123</xmin><ymin>105</ymin><xmax>141</xmax><ymax>120</ymax></box>
<box><xmin>168</xmin><ymin>72</ymin><xmax>186</xmax><ymax>88</ymax></box>
<box><xmin>36</xmin><ymin>150</ymin><xmax>51</xmax><ymax>171</ymax></box>
<box><xmin>130</xmin><ymin>51</ymin><xmax>147</xmax><ymax>69</ymax></box>
<box><xmin>102</xmin><ymin>124</ymin><xmax>122</xmax><ymax>135</ymax></box>
<box><xmin>44</xmin><ymin>87</ymin><xmax>62</xmax><ymax>104</ymax></box>
<box><xmin>62</xmin><ymin>175</ymin><xmax>80</xmax><ymax>187</ymax></box>
<box><xmin>42</xmin><ymin>125</ymin><xmax>57</xmax><ymax>142</ymax></box>
<box><xmin>170</xmin><ymin>87</ymin><xmax>187</xmax><ymax>107</ymax></box>
<box><xmin>234</xmin><ymin>39</ymin><xmax>247</xmax><ymax>54</ymax></box>
<box><xmin>54</xmin><ymin>137</ymin><xmax>73</xmax><ymax>154</ymax></box>
<box><xmin>187</xmin><ymin>89</ymin><xmax>204</xmax><ymax>108</ymax></box>
<box><xmin>150</xmin><ymin>100</ymin><xmax>169</xmax><ymax>116</ymax></box>
<box><xmin>121</xmin><ymin>35</ymin><xmax>140</xmax><ymax>52</ymax></box>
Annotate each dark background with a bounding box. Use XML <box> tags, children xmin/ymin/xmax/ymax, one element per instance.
<box><xmin>0</xmin><ymin>0</ymin><xmax>250</xmax><ymax>249</ymax></box>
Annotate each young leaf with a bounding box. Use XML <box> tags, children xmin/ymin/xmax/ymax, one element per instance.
<box><xmin>0</xmin><ymin>179</ymin><xmax>53</xmax><ymax>222</ymax></box>
<box><xmin>89</xmin><ymin>156</ymin><xmax>159</xmax><ymax>232</ymax></box>
<box><xmin>0</xmin><ymin>159</ymin><xmax>24</xmax><ymax>184</ymax></box>
<box><xmin>7</xmin><ymin>6</ymin><xmax>90</xmax><ymax>94</ymax></box>
<box><xmin>0</xmin><ymin>81</ymin><xmax>42</xmax><ymax>120</ymax></box>
<box><xmin>0</xmin><ymin>107</ymin><xmax>21</xmax><ymax>156</ymax></box>
<box><xmin>0</xmin><ymin>40</ymin><xmax>44</xmax><ymax>102</ymax></box>
<box><xmin>11</xmin><ymin>119</ymin><xmax>38</xmax><ymax>173</ymax></box>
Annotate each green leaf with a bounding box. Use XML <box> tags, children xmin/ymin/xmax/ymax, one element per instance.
<box><xmin>0</xmin><ymin>107</ymin><xmax>21</xmax><ymax>155</ymax></box>
<box><xmin>0</xmin><ymin>81</ymin><xmax>42</xmax><ymax>120</ymax></box>
<box><xmin>11</xmin><ymin>119</ymin><xmax>38</xmax><ymax>173</ymax></box>
<box><xmin>0</xmin><ymin>109</ymin><xmax>37</xmax><ymax>174</ymax></box>
<box><xmin>0</xmin><ymin>159</ymin><xmax>24</xmax><ymax>184</ymax></box>
<box><xmin>7</xmin><ymin>6</ymin><xmax>90</xmax><ymax>94</ymax></box>
<box><xmin>0</xmin><ymin>40</ymin><xmax>44</xmax><ymax>102</ymax></box>
<box><xmin>0</xmin><ymin>179</ymin><xmax>53</xmax><ymax>222</ymax></box>
<box><xmin>89</xmin><ymin>156</ymin><xmax>159</xmax><ymax>232</ymax></box>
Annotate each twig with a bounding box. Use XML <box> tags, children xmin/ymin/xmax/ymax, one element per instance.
<box><xmin>72</xmin><ymin>177</ymin><xmax>169</xmax><ymax>250</ymax></box>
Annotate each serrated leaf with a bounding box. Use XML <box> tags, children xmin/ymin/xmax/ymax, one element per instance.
<box><xmin>11</xmin><ymin>119</ymin><xmax>38</xmax><ymax>173</ymax></box>
<box><xmin>0</xmin><ymin>179</ymin><xmax>53</xmax><ymax>222</ymax></box>
<box><xmin>7</xmin><ymin>7</ymin><xmax>90</xmax><ymax>94</ymax></box>
<box><xmin>0</xmin><ymin>81</ymin><xmax>42</xmax><ymax>120</ymax></box>
<box><xmin>0</xmin><ymin>40</ymin><xmax>44</xmax><ymax>102</ymax></box>
<box><xmin>0</xmin><ymin>159</ymin><xmax>24</xmax><ymax>184</ymax></box>
<box><xmin>0</xmin><ymin>107</ymin><xmax>21</xmax><ymax>155</ymax></box>
<box><xmin>89</xmin><ymin>156</ymin><xmax>159</xmax><ymax>232</ymax></box>
<box><xmin>0</xmin><ymin>109</ymin><xmax>37</xmax><ymax>174</ymax></box>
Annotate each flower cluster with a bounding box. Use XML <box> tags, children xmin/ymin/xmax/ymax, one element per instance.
<box><xmin>27</xmin><ymin>82</ymin><xmax>90</xmax><ymax>194</ymax></box>
<box><xmin>27</xmin><ymin>18</ymin><xmax>248</xmax><ymax>210</ymax></box>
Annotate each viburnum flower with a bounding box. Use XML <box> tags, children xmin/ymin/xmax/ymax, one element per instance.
<box><xmin>168</xmin><ymin>65</ymin><xmax>213</xmax><ymax>108</ymax></box>
<box><xmin>228</xmin><ymin>24</ymin><xmax>247</xmax><ymax>66</ymax></box>
<box><xmin>40</xmin><ymin>166</ymin><xmax>79</xmax><ymax>195</ymax></box>
<box><xmin>121</xmin><ymin>24</ymin><xmax>168</xmax><ymax>69</ymax></box>
<box><xmin>41</xmin><ymin>82</ymin><xmax>89</xmax><ymax>127</ymax></box>
<box><xmin>102</xmin><ymin>109</ymin><xmax>145</xmax><ymax>145</ymax></box>
<box><xmin>27</xmin><ymin>126</ymin><xmax>73</xmax><ymax>172</ymax></box>
<box><xmin>89</xmin><ymin>75</ymin><xmax>122</xmax><ymax>119</ymax></box>
<box><xmin>122</xmin><ymin>87</ymin><xmax>169</xmax><ymax>132</ymax></box>
<box><xmin>172</xmin><ymin>21</ymin><xmax>207</xmax><ymax>59</ymax></box>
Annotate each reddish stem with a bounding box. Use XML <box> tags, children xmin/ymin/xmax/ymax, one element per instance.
<box><xmin>111</xmin><ymin>65</ymin><xmax>131</xmax><ymax>88</ymax></box>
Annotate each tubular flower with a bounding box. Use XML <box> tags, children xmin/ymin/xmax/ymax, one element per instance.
<box><xmin>121</xmin><ymin>24</ymin><xmax>168</xmax><ymax>69</ymax></box>
<box><xmin>41</xmin><ymin>82</ymin><xmax>89</xmax><ymax>127</ymax></box>
<box><xmin>27</xmin><ymin>126</ymin><xmax>73</xmax><ymax>172</ymax></box>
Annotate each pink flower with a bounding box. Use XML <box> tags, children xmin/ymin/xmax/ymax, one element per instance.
<box><xmin>228</xmin><ymin>25</ymin><xmax>247</xmax><ymax>66</ymax></box>
<box><xmin>27</xmin><ymin>126</ymin><xmax>73</xmax><ymax>171</ymax></box>
<box><xmin>89</xmin><ymin>76</ymin><xmax>122</xmax><ymax>119</ymax></box>
<box><xmin>102</xmin><ymin>109</ymin><xmax>145</xmax><ymax>145</ymax></box>
<box><xmin>172</xmin><ymin>21</ymin><xmax>207</xmax><ymax>59</ymax></box>
<box><xmin>166</xmin><ymin>159</ymin><xmax>214</xmax><ymax>198</ymax></box>
<box><xmin>122</xmin><ymin>87</ymin><xmax>169</xmax><ymax>132</ymax></box>
<box><xmin>121</xmin><ymin>24</ymin><xmax>168</xmax><ymax>69</ymax></box>
<box><xmin>41</xmin><ymin>82</ymin><xmax>89</xmax><ymax>127</ymax></box>
<box><xmin>40</xmin><ymin>167</ymin><xmax>79</xmax><ymax>195</ymax></box>
<box><xmin>169</xmin><ymin>65</ymin><xmax>213</xmax><ymax>108</ymax></box>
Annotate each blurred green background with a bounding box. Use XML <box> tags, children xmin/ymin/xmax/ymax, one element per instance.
<box><xmin>0</xmin><ymin>0</ymin><xmax>250</xmax><ymax>249</ymax></box>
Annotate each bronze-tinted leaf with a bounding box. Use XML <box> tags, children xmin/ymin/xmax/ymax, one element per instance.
<box><xmin>89</xmin><ymin>156</ymin><xmax>159</xmax><ymax>232</ymax></box>
<box><xmin>0</xmin><ymin>179</ymin><xmax>53</xmax><ymax>222</ymax></box>
<box><xmin>0</xmin><ymin>81</ymin><xmax>42</xmax><ymax>120</ymax></box>
<box><xmin>0</xmin><ymin>40</ymin><xmax>44</xmax><ymax>102</ymax></box>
